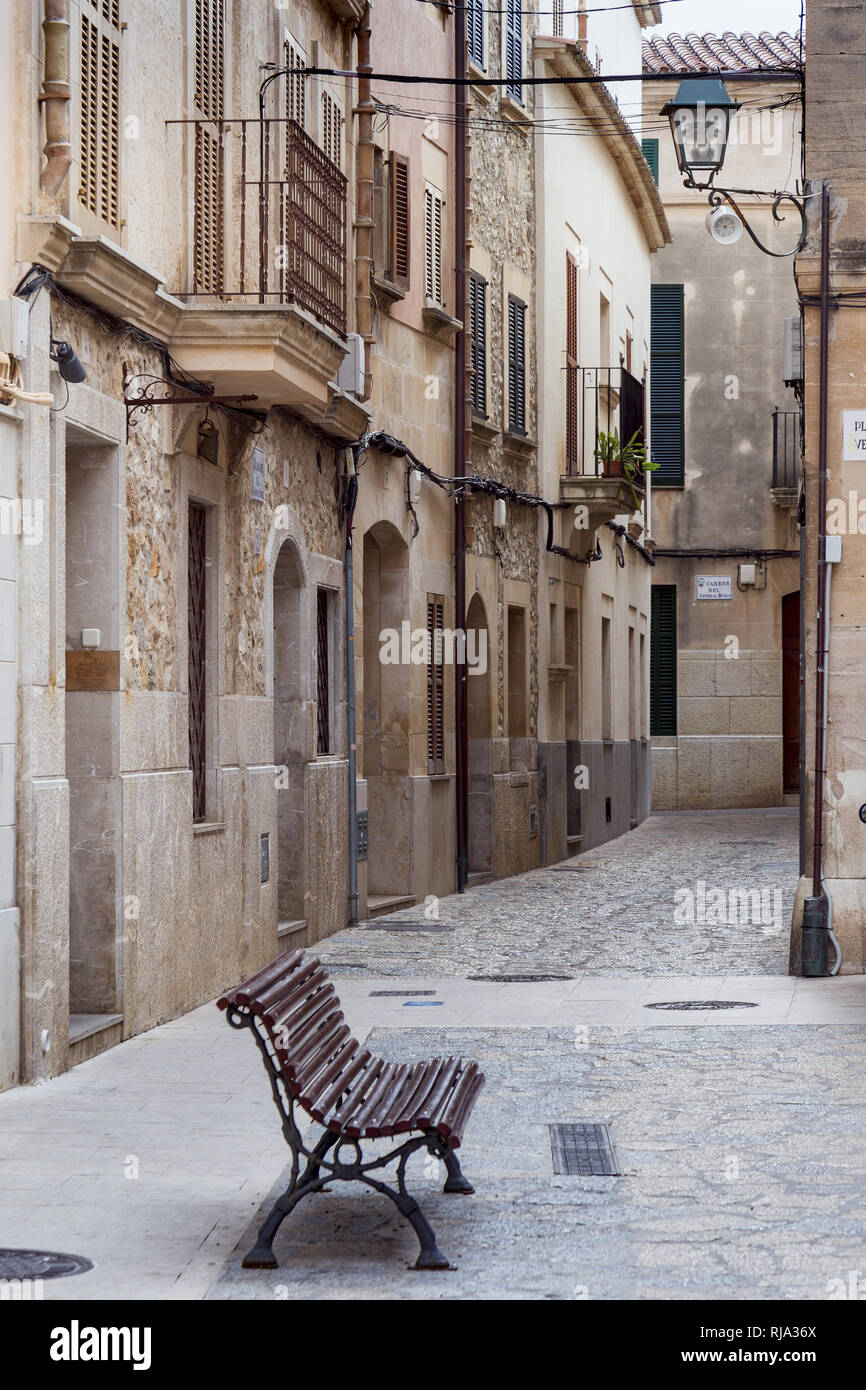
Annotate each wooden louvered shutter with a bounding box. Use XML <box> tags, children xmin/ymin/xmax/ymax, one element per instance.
<box><xmin>566</xmin><ymin>253</ymin><xmax>579</xmax><ymax>471</ymax></box>
<box><xmin>193</xmin><ymin>0</ymin><xmax>224</xmax><ymax>296</ymax></box>
<box><xmin>553</xmin><ymin>0</ymin><xmax>564</xmax><ymax>36</ymax></box>
<box><xmin>650</xmin><ymin>585</ymin><xmax>677</xmax><ymax>736</ymax></box>
<box><xmin>469</xmin><ymin>273</ymin><xmax>487</xmax><ymax>417</ymax></box>
<box><xmin>427</xmin><ymin>597</ymin><xmax>445</xmax><ymax>775</ymax></box>
<box><xmin>79</xmin><ymin>0</ymin><xmax>121</xmax><ymax>229</ymax></box>
<box><xmin>508</xmin><ymin>296</ymin><xmax>526</xmax><ymax>435</ymax></box>
<box><xmin>650</xmin><ymin>284</ymin><xmax>685</xmax><ymax>486</ymax></box>
<box><xmin>284</xmin><ymin>36</ymin><xmax>305</xmax><ymax>132</ymax></box>
<box><xmin>642</xmin><ymin>137</ymin><xmax>659</xmax><ymax>184</ymax></box>
<box><xmin>390</xmin><ymin>154</ymin><xmax>410</xmax><ymax>288</ymax></box>
<box><xmin>468</xmin><ymin>0</ymin><xmax>484</xmax><ymax>68</ymax></box>
<box><xmin>322</xmin><ymin>91</ymin><xmax>343</xmax><ymax>169</ymax></box>
<box><xmin>505</xmin><ymin>0</ymin><xmax>522</xmax><ymax>102</ymax></box>
<box><xmin>425</xmin><ymin>187</ymin><xmax>443</xmax><ymax>306</ymax></box>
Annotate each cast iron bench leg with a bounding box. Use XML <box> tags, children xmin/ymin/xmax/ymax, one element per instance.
<box><xmin>442</xmin><ymin>1149</ymin><xmax>475</xmax><ymax>1195</ymax></box>
<box><xmin>388</xmin><ymin>1188</ymin><xmax>451</xmax><ymax>1270</ymax></box>
<box><xmin>243</xmin><ymin>1183</ymin><xmax>314</xmax><ymax>1269</ymax></box>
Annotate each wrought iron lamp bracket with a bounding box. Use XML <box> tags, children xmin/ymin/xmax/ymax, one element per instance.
<box><xmin>683</xmin><ymin>180</ymin><xmax>808</xmax><ymax>258</ymax></box>
<box><xmin>121</xmin><ymin>366</ymin><xmax>258</xmax><ymax>438</ymax></box>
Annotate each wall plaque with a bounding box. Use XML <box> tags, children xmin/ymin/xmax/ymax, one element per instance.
<box><xmin>695</xmin><ymin>576</ymin><xmax>732</xmax><ymax>601</ymax></box>
<box><xmin>65</xmin><ymin>650</ymin><xmax>121</xmax><ymax>691</ymax></box>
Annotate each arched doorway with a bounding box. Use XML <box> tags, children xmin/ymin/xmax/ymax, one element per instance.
<box><xmin>273</xmin><ymin>539</ymin><xmax>306</xmax><ymax>929</ymax></box>
<box><xmin>467</xmin><ymin>593</ymin><xmax>492</xmax><ymax>878</ymax></box>
<box><xmin>362</xmin><ymin>523</ymin><xmax>411</xmax><ymax>906</ymax></box>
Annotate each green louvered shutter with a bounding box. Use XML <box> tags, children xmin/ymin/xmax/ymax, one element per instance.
<box><xmin>650</xmin><ymin>585</ymin><xmax>677</xmax><ymax>736</ymax></box>
<box><xmin>650</xmin><ymin>283</ymin><xmax>685</xmax><ymax>487</ymax></box>
<box><xmin>642</xmin><ymin>137</ymin><xmax>659</xmax><ymax>184</ymax></box>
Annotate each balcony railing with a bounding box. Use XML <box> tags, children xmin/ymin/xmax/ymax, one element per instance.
<box><xmin>171</xmin><ymin>116</ymin><xmax>347</xmax><ymax>338</ymax></box>
<box><xmin>772</xmin><ymin>408</ymin><xmax>800</xmax><ymax>490</ymax></box>
<box><xmin>565</xmin><ymin>365</ymin><xmax>646</xmax><ymax>478</ymax></box>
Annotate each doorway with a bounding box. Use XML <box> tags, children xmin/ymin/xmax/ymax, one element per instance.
<box><xmin>467</xmin><ymin>593</ymin><xmax>492</xmax><ymax>877</ymax></box>
<box><xmin>273</xmin><ymin>539</ymin><xmax>306</xmax><ymax>928</ymax></box>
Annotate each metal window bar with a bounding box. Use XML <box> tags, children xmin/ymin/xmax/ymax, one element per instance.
<box><xmin>772</xmin><ymin>408</ymin><xmax>800</xmax><ymax>490</ymax></box>
<box><xmin>188</xmin><ymin>502</ymin><xmax>208</xmax><ymax>822</ymax></box>
<box><xmin>564</xmin><ymin>365</ymin><xmax>646</xmax><ymax>479</ymax></box>
<box><xmin>170</xmin><ymin>112</ymin><xmax>347</xmax><ymax>336</ymax></box>
<box><xmin>316</xmin><ymin>588</ymin><xmax>330</xmax><ymax>756</ymax></box>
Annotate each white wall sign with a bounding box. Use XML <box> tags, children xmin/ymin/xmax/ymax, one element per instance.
<box><xmin>695</xmin><ymin>575</ymin><xmax>732</xmax><ymax>601</ymax></box>
<box><xmin>251</xmin><ymin>448</ymin><xmax>265</xmax><ymax>502</ymax></box>
<box><xmin>843</xmin><ymin>411</ymin><xmax>866</xmax><ymax>461</ymax></box>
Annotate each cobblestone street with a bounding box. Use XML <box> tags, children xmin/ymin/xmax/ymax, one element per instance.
<box><xmin>3</xmin><ymin>809</ymin><xmax>865</xmax><ymax>1302</ymax></box>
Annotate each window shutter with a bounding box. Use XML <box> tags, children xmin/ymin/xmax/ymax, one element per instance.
<box><xmin>642</xmin><ymin>137</ymin><xmax>659</xmax><ymax>184</ymax></box>
<box><xmin>505</xmin><ymin>0</ymin><xmax>523</xmax><ymax>102</ymax></box>
<box><xmin>390</xmin><ymin>154</ymin><xmax>410</xmax><ymax>287</ymax></box>
<box><xmin>284</xmin><ymin>36</ymin><xmax>305</xmax><ymax>132</ymax></box>
<box><xmin>427</xmin><ymin>597</ymin><xmax>445</xmax><ymax>775</ymax></box>
<box><xmin>566</xmin><ymin>252</ymin><xmax>579</xmax><ymax>471</ymax></box>
<box><xmin>553</xmin><ymin>0</ymin><xmax>564</xmax><ymax>36</ymax></box>
<box><xmin>469</xmin><ymin>273</ymin><xmax>487</xmax><ymax>417</ymax></box>
<box><xmin>79</xmin><ymin>0</ymin><xmax>121</xmax><ymax>228</ymax></box>
<box><xmin>650</xmin><ymin>284</ymin><xmax>685</xmax><ymax>486</ymax></box>
<box><xmin>508</xmin><ymin>296</ymin><xmax>526</xmax><ymax>435</ymax></box>
<box><xmin>650</xmin><ymin>585</ymin><xmax>677</xmax><ymax>736</ymax></box>
<box><xmin>192</xmin><ymin>0</ymin><xmax>224</xmax><ymax>296</ymax></box>
<box><xmin>468</xmin><ymin>0</ymin><xmax>484</xmax><ymax>67</ymax></box>
<box><xmin>322</xmin><ymin>91</ymin><xmax>343</xmax><ymax>169</ymax></box>
<box><xmin>425</xmin><ymin>187</ymin><xmax>443</xmax><ymax>306</ymax></box>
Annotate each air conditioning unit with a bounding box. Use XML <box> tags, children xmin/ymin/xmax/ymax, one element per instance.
<box><xmin>337</xmin><ymin>333</ymin><xmax>365</xmax><ymax>397</ymax></box>
<box><xmin>783</xmin><ymin>315</ymin><xmax>803</xmax><ymax>387</ymax></box>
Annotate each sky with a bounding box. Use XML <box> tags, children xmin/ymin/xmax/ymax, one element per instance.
<box><xmin>645</xmin><ymin>0</ymin><xmax>803</xmax><ymax>39</ymax></box>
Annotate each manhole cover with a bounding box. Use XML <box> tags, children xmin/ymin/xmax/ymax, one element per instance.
<box><xmin>549</xmin><ymin>1123</ymin><xmax>621</xmax><ymax>1176</ymax></box>
<box><xmin>362</xmin><ymin>921</ymin><xmax>455</xmax><ymax>932</ymax></box>
<box><xmin>0</xmin><ymin>1249</ymin><xmax>93</xmax><ymax>1280</ymax></box>
<box><xmin>469</xmin><ymin>973</ymin><xmax>573</xmax><ymax>983</ymax></box>
<box><xmin>644</xmin><ymin>1000</ymin><xmax>760</xmax><ymax>1011</ymax></box>
<box><xmin>369</xmin><ymin>990</ymin><xmax>436</xmax><ymax>997</ymax></box>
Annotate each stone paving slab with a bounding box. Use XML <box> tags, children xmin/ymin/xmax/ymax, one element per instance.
<box><xmin>316</xmin><ymin>810</ymin><xmax>799</xmax><ymax>978</ymax></box>
<box><xmin>211</xmin><ymin>1024</ymin><xmax>866</xmax><ymax>1301</ymax></box>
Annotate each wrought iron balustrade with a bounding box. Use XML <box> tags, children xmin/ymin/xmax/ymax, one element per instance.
<box><xmin>565</xmin><ymin>365</ymin><xmax>646</xmax><ymax>479</ymax></box>
<box><xmin>170</xmin><ymin>115</ymin><xmax>347</xmax><ymax>338</ymax></box>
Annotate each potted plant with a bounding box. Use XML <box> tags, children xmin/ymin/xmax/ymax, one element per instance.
<box><xmin>594</xmin><ymin>428</ymin><xmax>659</xmax><ymax>509</ymax></box>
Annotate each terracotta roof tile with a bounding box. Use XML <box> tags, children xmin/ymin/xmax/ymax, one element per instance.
<box><xmin>642</xmin><ymin>30</ymin><xmax>802</xmax><ymax>74</ymax></box>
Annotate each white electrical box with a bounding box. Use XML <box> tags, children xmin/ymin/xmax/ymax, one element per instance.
<box><xmin>337</xmin><ymin>333</ymin><xmax>365</xmax><ymax>397</ymax></box>
<box><xmin>783</xmin><ymin>315</ymin><xmax>803</xmax><ymax>386</ymax></box>
<box><xmin>739</xmin><ymin>563</ymin><xmax>756</xmax><ymax>586</ymax></box>
<box><xmin>826</xmin><ymin>535</ymin><xmax>842</xmax><ymax>564</ymax></box>
<box><xmin>0</xmin><ymin>298</ymin><xmax>29</xmax><ymax>359</ymax></box>
<box><xmin>81</xmin><ymin>628</ymin><xmax>101</xmax><ymax>649</ymax></box>
<box><xmin>493</xmin><ymin>498</ymin><xmax>507</xmax><ymax>529</ymax></box>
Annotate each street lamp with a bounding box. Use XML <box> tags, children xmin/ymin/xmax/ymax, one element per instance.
<box><xmin>660</xmin><ymin>76</ymin><xmax>807</xmax><ymax>258</ymax></box>
<box><xmin>660</xmin><ymin>77</ymin><xmax>740</xmax><ymax>189</ymax></box>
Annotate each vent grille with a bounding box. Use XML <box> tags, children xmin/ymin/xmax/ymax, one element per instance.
<box><xmin>549</xmin><ymin>1123</ymin><xmax>621</xmax><ymax>1177</ymax></box>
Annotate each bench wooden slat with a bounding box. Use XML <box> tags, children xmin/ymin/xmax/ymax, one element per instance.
<box><xmin>425</xmin><ymin>1061</ymin><xmax>480</xmax><ymax>1139</ymax></box>
<box><xmin>326</xmin><ymin>1056</ymin><xmax>385</xmax><ymax>1131</ymax></box>
<box><xmin>269</xmin><ymin>984</ymin><xmax>337</xmax><ymax>1047</ymax></box>
<box><xmin>291</xmin><ymin>1023</ymin><xmax>353</xmax><ymax>1093</ymax></box>
<box><xmin>343</xmin><ymin>1061</ymin><xmax>412</xmax><ymax>1139</ymax></box>
<box><xmin>216</xmin><ymin>949</ymin><xmax>303</xmax><ymax>1010</ymax></box>
<box><xmin>289</xmin><ymin>1017</ymin><xmax>350</xmax><ymax>1078</ymax></box>
<box><xmin>292</xmin><ymin>1035</ymin><xmax>359</xmax><ymax>1103</ymax></box>
<box><xmin>389</xmin><ymin>1058</ymin><xmax>446</xmax><ymax>1133</ymax></box>
<box><xmin>436</xmin><ymin>1071</ymin><xmax>485</xmax><ymax>1148</ymax></box>
<box><xmin>258</xmin><ymin>963</ymin><xmax>327</xmax><ymax>1023</ymax></box>
<box><xmin>309</xmin><ymin>1047</ymin><xmax>373</xmax><ymax>1122</ymax></box>
<box><xmin>366</xmin><ymin>1061</ymin><xmax>428</xmax><ymax>1138</ymax></box>
<box><xmin>412</xmin><ymin>1057</ymin><xmax>463</xmax><ymax>1130</ymax></box>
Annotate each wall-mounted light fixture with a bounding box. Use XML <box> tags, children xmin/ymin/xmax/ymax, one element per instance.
<box><xmin>49</xmin><ymin>339</ymin><xmax>87</xmax><ymax>383</ymax></box>
<box><xmin>197</xmin><ymin>410</ymin><xmax>220</xmax><ymax>465</ymax></box>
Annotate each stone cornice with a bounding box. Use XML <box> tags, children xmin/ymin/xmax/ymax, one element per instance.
<box><xmin>632</xmin><ymin>2</ymin><xmax>662</xmax><ymax>26</ymax></box>
<box><xmin>533</xmin><ymin>36</ymin><xmax>671</xmax><ymax>252</ymax></box>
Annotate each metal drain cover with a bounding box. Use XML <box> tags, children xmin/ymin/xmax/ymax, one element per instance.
<box><xmin>0</xmin><ymin>1249</ymin><xmax>93</xmax><ymax>1280</ymax></box>
<box><xmin>362</xmin><ymin>921</ymin><xmax>455</xmax><ymax>932</ymax></box>
<box><xmin>369</xmin><ymin>990</ymin><xmax>435</xmax><ymax>997</ymax></box>
<box><xmin>469</xmin><ymin>973</ymin><xmax>573</xmax><ymax>983</ymax></box>
<box><xmin>645</xmin><ymin>1000</ymin><xmax>760</xmax><ymax>1011</ymax></box>
<box><xmin>549</xmin><ymin>1123</ymin><xmax>621</xmax><ymax>1176</ymax></box>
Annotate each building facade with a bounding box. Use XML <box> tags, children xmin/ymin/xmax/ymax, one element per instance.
<box><xmin>643</xmin><ymin>31</ymin><xmax>803</xmax><ymax>812</ymax></box>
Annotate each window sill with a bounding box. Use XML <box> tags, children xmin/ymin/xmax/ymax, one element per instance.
<box><xmin>500</xmin><ymin>92</ymin><xmax>531</xmax><ymax>131</ymax></box>
<box><xmin>503</xmin><ymin>429</ymin><xmax>536</xmax><ymax>460</ymax></box>
<box><xmin>471</xmin><ymin>413</ymin><xmax>498</xmax><ymax>445</ymax></box>
<box><xmin>469</xmin><ymin>60</ymin><xmax>491</xmax><ymax>102</ymax></box>
<box><xmin>371</xmin><ymin>273</ymin><xmax>407</xmax><ymax>310</ymax></box>
<box><xmin>423</xmin><ymin>302</ymin><xmax>462</xmax><ymax>339</ymax></box>
<box><xmin>193</xmin><ymin>821</ymin><xmax>225</xmax><ymax>836</ymax></box>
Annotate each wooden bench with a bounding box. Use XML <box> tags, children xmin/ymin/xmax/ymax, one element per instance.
<box><xmin>218</xmin><ymin>948</ymin><xmax>485</xmax><ymax>1270</ymax></box>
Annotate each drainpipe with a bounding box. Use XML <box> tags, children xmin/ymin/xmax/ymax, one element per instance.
<box><xmin>453</xmin><ymin>4</ymin><xmax>469</xmax><ymax>893</ymax></box>
<box><xmin>802</xmin><ymin>180</ymin><xmax>841</xmax><ymax>976</ymax></box>
<box><xmin>345</xmin><ymin>447</ymin><xmax>361</xmax><ymax>927</ymax></box>
<box><xmin>39</xmin><ymin>0</ymin><xmax>72</xmax><ymax>196</ymax></box>
<box><xmin>354</xmin><ymin>4</ymin><xmax>374</xmax><ymax>400</ymax></box>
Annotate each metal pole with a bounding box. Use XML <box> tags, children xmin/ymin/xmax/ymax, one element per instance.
<box><xmin>346</xmin><ymin>449</ymin><xmax>361</xmax><ymax>926</ymax></box>
<box><xmin>454</xmin><ymin>4</ymin><xmax>469</xmax><ymax>893</ymax></box>
<box><xmin>811</xmin><ymin>180</ymin><xmax>831</xmax><ymax>901</ymax></box>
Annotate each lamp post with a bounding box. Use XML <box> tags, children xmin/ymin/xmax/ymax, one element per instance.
<box><xmin>660</xmin><ymin>76</ymin><xmax>807</xmax><ymax>258</ymax></box>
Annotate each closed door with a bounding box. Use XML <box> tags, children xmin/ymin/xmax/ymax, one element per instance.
<box><xmin>782</xmin><ymin>591</ymin><xmax>800</xmax><ymax>795</ymax></box>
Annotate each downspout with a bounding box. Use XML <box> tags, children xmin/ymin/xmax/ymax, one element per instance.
<box><xmin>802</xmin><ymin>180</ymin><xmax>841</xmax><ymax>976</ymax></box>
<box><xmin>354</xmin><ymin>4</ymin><xmax>374</xmax><ymax>400</ymax></box>
<box><xmin>345</xmin><ymin>447</ymin><xmax>361</xmax><ymax>927</ymax></box>
<box><xmin>453</xmin><ymin>3</ymin><xmax>469</xmax><ymax>893</ymax></box>
<box><xmin>39</xmin><ymin>0</ymin><xmax>72</xmax><ymax>196</ymax></box>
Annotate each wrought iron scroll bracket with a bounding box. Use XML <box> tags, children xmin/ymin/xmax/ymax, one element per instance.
<box><xmin>121</xmin><ymin>365</ymin><xmax>258</xmax><ymax>440</ymax></box>
<box><xmin>706</xmin><ymin>186</ymin><xmax>808</xmax><ymax>258</ymax></box>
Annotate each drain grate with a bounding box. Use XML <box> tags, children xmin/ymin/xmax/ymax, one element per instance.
<box><xmin>369</xmin><ymin>990</ymin><xmax>435</xmax><ymax>997</ymax></box>
<box><xmin>549</xmin><ymin>1123</ymin><xmax>621</xmax><ymax>1176</ymax></box>
<box><xmin>362</xmin><ymin>921</ymin><xmax>455</xmax><ymax>932</ymax></box>
<box><xmin>0</xmin><ymin>1249</ymin><xmax>93</xmax><ymax>1280</ymax></box>
<box><xmin>469</xmin><ymin>973</ymin><xmax>573</xmax><ymax>983</ymax></box>
<box><xmin>645</xmin><ymin>999</ymin><xmax>760</xmax><ymax>1012</ymax></box>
